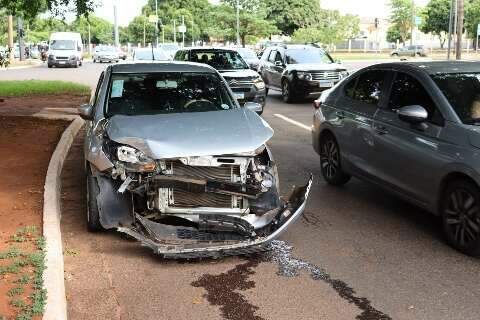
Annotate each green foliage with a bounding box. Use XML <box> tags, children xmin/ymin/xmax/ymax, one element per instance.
<box><xmin>71</xmin><ymin>15</ymin><xmax>114</xmax><ymax>45</ymax></box>
<box><xmin>0</xmin><ymin>246</ymin><xmax>22</xmax><ymax>259</ymax></box>
<box><xmin>264</xmin><ymin>0</ymin><xmax>322</xmax><ymax>35</ymax></box>
<box><xmin>16</xmin><ymin>274</ymin><xmax>29</xmax><ymax>285</ymax></box>
<box><xmin>0</xmin><ymin>80</ymin><xmax>90</xmax><ymax>97</ymax></box>
<box><xmin>421</xmin><ymin>0</ymin><xmax>450</xmax><ymax>48</ymax></box>
<box><xmin>465</xmin><ymin>0</ymin><xmax>480</xmax><ymax>39</ymax></box>
<box><xmin>0</xmin><ymin>0</ymin><xmax>94</xmax><ymax>18</ymax></box>
<box><xmin>7</xmin><ymin>287</ymin><xmax>25</xmax><ymax>297</ymax></box>
<box><xmin>11</xmin><ymin>299</ymin><xmax>27</xmax><ymax>309</ymax></box>
<box><xmin>389</xmin><ymin>0</ymin><xmax>415</xmax><ymax>44</ymax></box>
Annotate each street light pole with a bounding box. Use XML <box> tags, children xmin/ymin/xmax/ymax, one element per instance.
<box><xmin>113</xmin><ymin>4</ymin><xmax>119</xmax><ymax>47</ymax></box>
<box><xmin>410</xmin><ymin>0</ymin><xmax>415</xmax><ymax>46</ymax></box>
<box><xmin>447</xmin><ymin>0</ymin><xmax>454</xmax><ymax>60</ymax></box>
<box><xmin>236</xmin><ymin>0</ymin><xmax>240</xmax><ymax>46</ymax></box>
<box><xmin>456</xmin><ymin>0</ymin><xmax>464</xmax><ymax>60</ymax></box>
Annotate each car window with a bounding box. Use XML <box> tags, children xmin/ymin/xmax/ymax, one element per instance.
<box><xmin>389</xmin><ymin>72</ymin><xmax>443</xmax><ymax>125</ymax></box>
<box><xmin>353</xmin><ymin>70</ymin><xmax>386</xmax><ymax>105</ymax></box>
<box><xmin>105</xmin><ymin>72</ymin><xmax>237</xmax><ymax>117</ymax></box>
<box><xmin>344</xmin><ymin>76</ymin><xmax>357</xmax><ymax>99</ymax></box>
<box><xmin>189</xmin><ymin>50</ymin><xmax>248</xmax><ymax>70</ymax></box>
<box><xmin>432</xmin><ymin>72</ymin><xmax>480</xmax><ymax>124</ymax></box>
<box><xmin>268</xmin><ymin>50</ymin><xmax>276</xmax><ymax>63</ymax></box>
<box><xmin>274</xmin><ymin>51</ymin><xmax>283</xmax><ymax>63</ymax></box>
<box><xmin>285</xmin><ymin>48</ymin><xmax>333</xmax><ymax>64</ymax></box>
<box><xmin>93</xmin><ymin>71</ymin><xmax>104</xmax><ymax>106</ymax></box>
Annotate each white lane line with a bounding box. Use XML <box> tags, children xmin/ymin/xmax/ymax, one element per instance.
<box><xmin>274</xmin><ymin>113</ymin><xmax>311</xmax><ymax>132</ymax></box>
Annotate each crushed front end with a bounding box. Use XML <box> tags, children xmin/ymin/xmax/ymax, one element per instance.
<box><xmin>89</xmin><ymin>139</ymin><xmax>312</xmax><ymax>259</ymax></box>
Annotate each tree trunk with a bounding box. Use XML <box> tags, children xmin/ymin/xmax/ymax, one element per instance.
<box><xmin>241</xmin><ymin>34</ymin><xmax>246</xmax><ymax>48</ymax></box>
<box><xmin>8</xmin><ymin>15</ymin><xmax>14</xmax><ymax>65</ymax></box>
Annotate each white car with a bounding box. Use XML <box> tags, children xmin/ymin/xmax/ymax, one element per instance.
<box><xmin>132</xmin><ymin>48</ymin><xmax>170</xmax><ymax>62</ymax></box>
<box><xmin>93</xmin><ymin>46</ymin><xmax>119</xmax><ymax>63</ymax></box>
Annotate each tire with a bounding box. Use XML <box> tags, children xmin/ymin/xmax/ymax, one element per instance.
<box><xmin>79</xmin><ymin>60</ymin><xmax>83</xmax><ymax>66</ymax></box>
<box><xmin>265</xmin><ymin>87</ymin><xmax>269</xmax><ymax>96</ymax></box>
<box><xmin>93</xmin><ymin>58</ymin><xmax>96</xmax><ymax>63</ymax></box>
<box><xmin>441</xmin><ymin>179</ymin><xmax>480</xmax><ymax>256</ymax></box>
<box><xmin>86</xmin><ymin>165</ymin><xmax>104</xmax><ymax>232</ymax></box>
<box><xmin>392</xmin><ymin>53</ymin><xmax>398</xmax><ymax>57</ymax></box>
<box><xmin>282</xmin><ymin>80</ymin><xmax>295</xmax><ymax>103</ymax></box>
<box><xmin>74</xmin><ymin>60</ymin><xmax>79</xmax><ymax>68</ymax></box>
<box><xmin>319</xmin><ymin>134</ymin><xmax>351</xmax><ymax>186</ymax></box>
<box><xmin>47</xmin><ymin>64</ymin><xmax>52</xmax><ymax>68</ymax></box>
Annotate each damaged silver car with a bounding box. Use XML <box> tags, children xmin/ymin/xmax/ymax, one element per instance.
<box><xmin>78</xmin><ymin>62</ymin><xmax>311</xmax><ymax>258</ymax></box>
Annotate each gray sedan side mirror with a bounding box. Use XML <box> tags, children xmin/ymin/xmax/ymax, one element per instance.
<box><xmin>244</xmin><ymin>102</ymin><xmax>263</xmax><ymax>113</ymax></box>
<box><xmin>78</xmin><ymin>104</ymin><xmax>94</xmax><ymax>120</ymax></box>
<box><xmin>274</xmin><ymin>61</ymin><xmax>284</xmax><ymax>67</ymax></box>
<box><xmin>397</xmin><ymin>105</ymin><xmax>428</xmax><ymax>124</ymax></box>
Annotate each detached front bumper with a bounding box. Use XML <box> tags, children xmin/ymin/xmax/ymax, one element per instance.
<box><xmin>117</xmin><ymin>176</ymin><xmax>312</xmax><ymax>259</ymax></box>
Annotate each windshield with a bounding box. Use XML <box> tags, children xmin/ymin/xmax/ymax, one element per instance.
<box><xmin>432</xmin><ymin>73</ymin><xmax>480</xmax><ymax>124</ymax></box>
<box><xmin>236</xmin><ymin>48</ymin><xmax>257</xmax><ymax>60</ymax></box>
<box><xmin>50</xmin><ymin>40</ymin><xmax>75</xmax><ymax>50</ymax></box>
<box><xmin>285</xmin><ymin>48</ymin><xmax>333</xmax><ymax>64</ymax></box>
<box><xmin>98</xmin><ymin>46</ymin><xmax>116</xmax><ymax>53</ymax></box>
<box><xmin>190</xmin><ymin>50</ymin><xmax>248</xmax><ymax>70</ymax></box>
<box><xmin>135</xmin><ymin>49</ymin><xmax>169</xmax><ymax>61</ymax></box>
<box><xmin>106</xmin><ymin>72</ymin><xmax>237</xmax><ymax>117</ymax></box>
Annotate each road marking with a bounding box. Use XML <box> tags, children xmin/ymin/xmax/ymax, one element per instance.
<box><xmin>273</xmin><ymin>113</ymin><xmax>311</xmax><ymax>132</ymax></box>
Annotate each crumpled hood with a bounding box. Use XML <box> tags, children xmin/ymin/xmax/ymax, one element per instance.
<box><xmin>220</xmin><ymin>69</ymin><xmax>260</xmax><ymax>78</ymax></box>
<box><xmin>106</xmin><ymin>109</ymin><xmax>273</xmax><ymax>159</ymax></box>
<box><xmin>286</xmin><ymin>63</ymin><xmax>346</xmax><ymax>72</ymax></box>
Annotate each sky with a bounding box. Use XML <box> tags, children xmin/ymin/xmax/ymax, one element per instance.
<box><xmin>92</xmin><ymin>0</ymin><xmax>431</xmax><ymax>27</ymax></box>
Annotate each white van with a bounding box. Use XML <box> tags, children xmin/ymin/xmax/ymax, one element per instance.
<box><xmin>48</xmin><ymin>32</ymin><xmax>83</xmax><ymax>68</ymax></box>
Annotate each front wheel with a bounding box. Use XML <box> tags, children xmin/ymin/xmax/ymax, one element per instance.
<box><xmin>441</xmin><ymin>179</ymin><xmax>480</xmax><ymax>256</ymax></box>
<box><xmin>282</xmin><ymin>80</ymin><xmax>294</xmax><ymax>103</ymax></box>
<box><xmin>319</xmin><ymin>134</ymin><xmax>351</xmax><ymax>186</ymax></box>
<box><xmin>86</xmin><ymin>165</ymin><xmax>105</xmax><ymax>232</ymax></box>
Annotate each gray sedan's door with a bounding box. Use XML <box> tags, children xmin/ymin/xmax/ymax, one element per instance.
<box><xmin>331</xmin><ymin>69</ymin><xmax>389</xmax><ymax>176</ymax></box>
<box><xmin>372</xmin><ymin>71</ymin><xmax>447</xmax><ymax>205</ymax></box>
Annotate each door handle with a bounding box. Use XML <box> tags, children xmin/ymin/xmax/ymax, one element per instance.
<box><xmin>336</xmin><ymin>111</ymin><xmax>346</xmax><ymax>119</ymax></box>
<box><xmin>374</xmin><ymin>125</ymin><xmax>388</xmax><ymax>135</ymax></box>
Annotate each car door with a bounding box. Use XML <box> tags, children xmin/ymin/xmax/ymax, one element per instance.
<box><xmin>270</xmin><ymin>50</ymin><xmax>285</xmax><ymax>89</ymax></box>
<box><xmin>372</xmin><ymin>71</ymin><xmax>447</xmax><ymax>205</ymax></box>
<box><xmin>330</xmin><ymin>69</ymin><xmax>390</xmax><ymax>176</ymax></box>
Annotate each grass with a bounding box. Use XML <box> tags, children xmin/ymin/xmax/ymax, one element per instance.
<box><xmin>0</xmin><ymin>227</ymin><xmax>47</xmax><ymax>320</ymax></box>
<box><xmin>0</xmin><ymin>80</ymin><xmax>90</xmax><ymax>97</ymax></box>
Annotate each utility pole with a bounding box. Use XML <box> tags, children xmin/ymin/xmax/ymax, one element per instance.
<box><xmin>88</xmin><ymin>23</ymin><xmax>91</xmax><ymax>54</ymax></box>
<box><xmin>7</xmin><ymin>15</ymin><xmax>14</xmax><ymax>65</ymax></box>
<box><xmin>143</xmin><ymin>14</ymin><xmax>146</xmax><ymax>47</ymax></box>
<box><xmin>173</xmin><ymin>20</ymin><xmax>176</xmax><ymax>44</ymax></box>
<box><xmin>17</xmin><ymin>16</ymin><xmax>25</xmax><ymax>61</ymax></box>
<box><xmin>456</xmin><ymin>0</ymin><xmax>464</xmax><ymax>60</ymax></box>
<box><xmin>236</xmin><ymin>0</ymin><xmax>240</xmax><ymax>46</ymax></box>
<box><xmin>410</xmin><ymin>0</ymin><xmax>415</xmax><ymax>46</ymax></box>
<box><xmin>155</xmin><ymin>0</ymin><xmax>159</xmax><ymax>47</ymax></box>
<box><xmin>191</xmin><ymin>20</ymin><xmax>194</xmax><ymax>46</ymax></box>
<box><xmin>447</xmin><ymin>0</ymin><xmax>454</xmax><ymax>59</ymax></box>
<box><xmin>181</xmin><ymin>15</ymin><xmax>185</xmax><ymax>48</ymax></box>
<box><xmin>113</xmin><ymin>4</ymin><xmax>119</xmax><ymax>47</ymax></box>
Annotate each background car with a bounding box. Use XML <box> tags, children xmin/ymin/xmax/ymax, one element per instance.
<box><xmin>312</xmin><ymin>61</ymin><xmax>480</xmax><ymax>256</ymax></box>
<box><xmin>93</xmin><ymin>46</ymin><xmax>119</xmax><ymax>63</ymax></box>
<box><xmin>132</xmin><ymin>48</ymin><xmax>170</xmax><ymax>62</ymax></box>
<box><xmin>158</xmin><ymin>43</ymin><xmax>179</xmax><ymax>60</ymax></box>
<box><xmin>174</xmin><ymin>47</ymin><xmax>267</xmax><ymax>115</ymax></box>
<box><xmin>258</xmin><ymin>44</ymin><xmax>348</xmax><ymax>103</ymax></box>
<box><xmin>391</xmin><ymin>45</ymin><xmax>427</xmax><ymax>57</ymax></box>
<box><xmin>117</xmin><ymin>48</ymin><xmax>127</xmax><ymax>60</ymax></box>
<box><xmin>234</xmin><ymin>47</ymin><xmax>260</xmax><ymax>70</ymax></box>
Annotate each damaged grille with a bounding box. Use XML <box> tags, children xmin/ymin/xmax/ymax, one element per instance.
<box><xmin>161</xmin><ymin>160</ymin><xmax>243</xmax><ymax>209</ymax></box>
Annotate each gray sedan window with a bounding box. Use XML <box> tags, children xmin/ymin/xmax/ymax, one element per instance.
<box><xmin>353</xmin><ymin>70</ymin><xmax>386</xmax><ymax>105</ymax></box>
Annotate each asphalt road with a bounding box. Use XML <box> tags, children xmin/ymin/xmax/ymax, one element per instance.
<box><xmin>3</xmin><ymin>61</ymin><xmax>480</xmax><ymax>320</ymax></box>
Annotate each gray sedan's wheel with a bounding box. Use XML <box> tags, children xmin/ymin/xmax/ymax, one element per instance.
<box><xmin>441</xmin><ymin>179</ymin><xmax>480</xmax><ymax>256</ymax></box>
<box><xmin>320</xmin><ymin>134</ymin><xmax>351</xmax><ymax>186</ymax></box>
<box><xmin>86</xmin><ymin>165</ymin><xmax>104</xmax><ymax>232</ymax></box>
<box><xmin>282</xmin><ymin>80</ymin><xmax>294</xmax><ymax>103</ymax></box>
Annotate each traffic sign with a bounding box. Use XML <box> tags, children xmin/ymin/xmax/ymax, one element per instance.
<box><xmin>178</xmin><ymin>25</ymin><xmax>186</xmax><ymax>33</ymax></box>
<box><xmin>415</xmin><ymin>16</ymin><xmax>422</xmax><ymax>26</ymax></box>
<box><xmin>148</xmin><ymin>15</ymin><xmax>158</xmax><ymax>23</ymax></box>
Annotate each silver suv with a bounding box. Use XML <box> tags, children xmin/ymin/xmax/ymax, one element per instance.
<box><xmin>312</xmin><ymin>61</ymin><xmax>480</xmax><ymax>256</ymax></box>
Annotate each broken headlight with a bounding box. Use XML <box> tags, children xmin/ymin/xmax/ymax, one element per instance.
<box><xmin>116</xmin><ymin>145</ymin><xmax>156</xmax><ymax>172</ymax></box>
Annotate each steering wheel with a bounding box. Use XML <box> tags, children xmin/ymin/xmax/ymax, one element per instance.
<box><xmin>183</xmin><ymin>99</ymin><xmax>215</xmax><ymax>109</ymax></box>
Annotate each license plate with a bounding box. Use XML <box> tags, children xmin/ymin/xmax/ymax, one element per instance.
<box><xmin>319</xmin><ymin>81</ymin><xmax>334</xmax><ymax>88</ymax></box>
<box><xmin>59</xmin><ymin>61</ymin><xmax>65</xmax><ymax>64</ymax></box>
<box><xmin>234</xmin><ymin>92</ymin><xmax>244</xmax><ymax>100</ymax></box>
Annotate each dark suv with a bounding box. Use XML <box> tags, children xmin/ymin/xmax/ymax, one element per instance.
<box><xmin>258</xmin><ymin>44</ymin><xmax>348</xmax><ymax>103</ymax></box>
<box><xmin>174</xmin><ymin>47</ymin><xmax>266</xmax><ymax>114</ymax></box>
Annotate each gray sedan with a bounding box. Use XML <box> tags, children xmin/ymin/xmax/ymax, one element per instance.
<box><xmin>312</xmin><ymin>61</ymin><xmax>480</xmax><ymax>256</ymax></box>
<box><xmin>78</xmin><ymin>62</ymin><xmax>311</xmax><ymax>258</ymax></box>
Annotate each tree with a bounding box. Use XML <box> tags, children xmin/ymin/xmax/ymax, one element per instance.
<box><xmin>263</xmin><ymin>0</ymin><xmax>322</xmax><ymax>35</ymax></box>
<box><xmin>71</xmin><ymin>15</ymin><xmax>114</xmax><ymax>45</ymax></box>
<box><xmin>421</xmin><ymin>0</ymin><xmax>450</xmax><ymax>48</ymax></box>
<box><xmin>206</xmin><ymin>4</ymin><xmax>277</xmax><ymax>46</ymax></box>
<box><xmin>0</xmin><ymin>0</ymin><xmax>94</xmax><ymax>18</ymax></box>
<box><xmin>389</xmin><ymin>0</ymin><xmax>415</xmax><ymax>45</ymax></box>
<box><xmin>465</xmin><ymin>0</ymin><xmax>480</xmax><ymax>42</ymax></box>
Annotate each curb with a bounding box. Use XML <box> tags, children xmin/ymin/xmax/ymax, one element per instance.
<box><xmin>0</xmin><ymin>63</ymin><xmax>42</xmax><ymax>71</ymax></box>
<box><xmin>43</xmin><ymin>117</ymin><xmax>84</xmax><ymax>320</ymax></box>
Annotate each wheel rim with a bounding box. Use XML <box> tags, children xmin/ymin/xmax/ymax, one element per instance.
<box><xmin>444</xmin><ymin>188</ymin><xmax>480</xmax><ymax>246</ymax></box>
<box><xmin>320</xmin><ymin>139</ymin><xmax>339</xmax><ymax>179</ymax></box>
<box><xmin>282</xmin><ymin>82</ymin><xmax>289</xmax><ymax>98</ymax></box>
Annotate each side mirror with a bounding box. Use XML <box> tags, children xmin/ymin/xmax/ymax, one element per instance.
<box><xmin>274</xmin><ymin>60</ymin><xmax>284</xmax><ymax>67</ymax></box>
<box><xmin>244</xmin><ymin>102</ymin><xmax>263</xmax><ymax>113</ymax></box>
<box><xmin>397</xmin><ymin>105</ymin><xmax>428</xmax><ymax>124</ymax></box>
<box><xmin>335</xmin><ymin>59</ymin><xmax>342</xmax><ymax>64</ymax></box>
<box><xmin>78</xmin><ymin>104</ymin><xmax>94</xmax><ymax>120</ymax></box>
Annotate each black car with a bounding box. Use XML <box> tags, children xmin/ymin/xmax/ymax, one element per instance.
<box><xmin>174</xmin><ymin>47</ymin><xmax>266</xmax><ymax>115</ymax></box>
<box><xmin>258</xmin><ymin>44</ymin><xmax>349</xmax><ymax>103</ymax></box>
